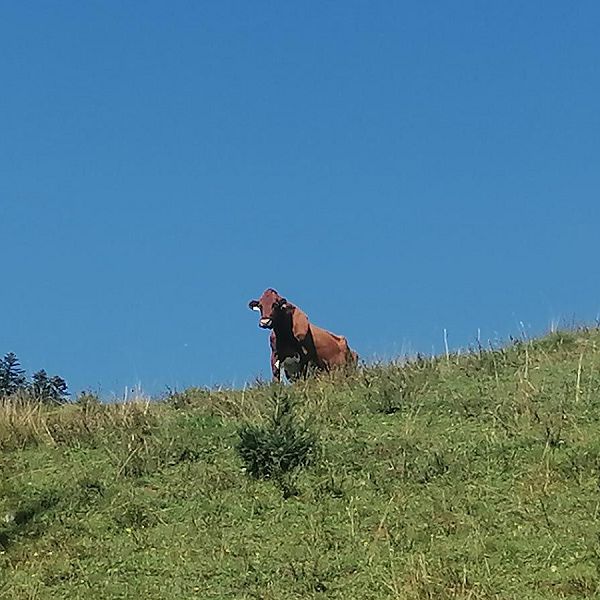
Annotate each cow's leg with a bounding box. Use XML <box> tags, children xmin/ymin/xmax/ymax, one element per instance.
<box><xmin>299</xmin><ymin>350</ymin><xmax>314</xmax><ymax>379</ymax></box>
<box><xmin>297</xmin><ymin>329</ymin><xmax>321</xmax><ymax>376</ymax></box>
<box><xmin>270</xmin><ymin>331</ymin><xmax>281</xmax><ymax>381</ymax></box>
<box><xmin>270</xmin><ymin>348</ymin><xmax>282</xmax><ymax>382</ymax></box>
<box><xmin>271</xmin><ymin>354</ymin><xmax>281</xmax><ymax>381</ymax></box>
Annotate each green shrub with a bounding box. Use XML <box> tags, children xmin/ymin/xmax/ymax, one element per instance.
<box><xmin>75</xmin><ymin>390</ymin><xmax>102</xmax><ymax>408</ymax></box>
<box><xmin>236</xmin><ymin>389</ymin><xmax>318</xmax><ymax>481</ymax></box>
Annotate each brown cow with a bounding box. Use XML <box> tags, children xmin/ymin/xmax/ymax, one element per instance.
<box><xmin>248</xmin><ymin>288</ymin><xmax>358</xmax><ymax>381</ymax></box>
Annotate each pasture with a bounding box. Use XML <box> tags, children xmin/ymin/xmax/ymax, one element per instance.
<box><xmin>1</xmin><ymin>329</ymin><xmax>600</xmax><ymax>599</ymax></box>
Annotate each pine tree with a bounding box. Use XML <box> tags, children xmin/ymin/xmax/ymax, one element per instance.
<box><xmin>0</xmin><ymin>352</ymin><xmax>27</xmax><ymax>396</ymax></box>
<box><xmin>31</xmin><ymin>370</ymin><xmax>69</xmax><ymax>404</ymax></box>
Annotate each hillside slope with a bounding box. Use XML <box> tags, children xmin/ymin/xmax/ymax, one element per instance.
<box><xmin>1</xmin><ymin>330</ymin><xmax>600</xmax><ymax>599</ymax></box>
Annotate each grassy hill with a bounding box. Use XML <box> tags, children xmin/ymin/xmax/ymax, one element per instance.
<box><xmin>1</xmin><ymin>329</ymin><xmax>600</xmax><ymax>599</ymax></box>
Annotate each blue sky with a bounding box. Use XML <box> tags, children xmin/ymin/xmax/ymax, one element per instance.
<box><xmin>1</xmin><ymin>2</ymin><xmax>599</xmax><ymax>397</ymax></box>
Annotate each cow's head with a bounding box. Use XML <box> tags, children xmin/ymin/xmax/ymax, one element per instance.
<box><xmin>248</xmin><ymin>288</ymin><xmax>289</xmax><ymax>329</ymax></box>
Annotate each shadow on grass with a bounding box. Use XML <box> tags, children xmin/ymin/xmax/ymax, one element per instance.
<box><xmin>0</xmin><ymin>489</ymin><xmax>60</xmax><ymax>550</ymax></box>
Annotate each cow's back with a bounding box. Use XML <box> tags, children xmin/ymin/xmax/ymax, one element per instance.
<box><xmin>310</xmin><ymin>324</ymin><xmax>356</xmax><ymax>369</ymax></box>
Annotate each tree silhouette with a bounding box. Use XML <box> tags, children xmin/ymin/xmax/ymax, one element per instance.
<box><xmin>31</xmin><ymin>370</ymin><xmax>69</xmax><ymax>404</ymax></box>
<box><xmin>0</xmin><ymin>351</ymin><xmax>70</xmax><ymax>404</ymax></box>
<box><xmin>0</xmin><ymin>352</ymin><xmax>27</xmax><ymax>396</ymax></box>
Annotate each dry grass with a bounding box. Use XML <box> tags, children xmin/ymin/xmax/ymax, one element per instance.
<box><xmin>0</xmin><ymin>392</ymin><xmax>156</xmax><ymax>450</ymax></box>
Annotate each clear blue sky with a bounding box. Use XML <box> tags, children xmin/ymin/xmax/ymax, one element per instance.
<box><xmin>1</xmin><ymin>2</ymin><xmax>599</xmax><ymax>397</ymax></box>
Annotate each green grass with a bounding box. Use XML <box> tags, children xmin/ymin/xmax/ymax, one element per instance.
<box><xmin>2</xmin><ymin>329</ymin><xmax>600</xmax><ymax>598</ymax></box>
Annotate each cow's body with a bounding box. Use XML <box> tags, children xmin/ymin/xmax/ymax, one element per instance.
<box><xmin>249</xmin><ymin>289</ymin><xmax>358</xmax><ymax>381</ymax></box>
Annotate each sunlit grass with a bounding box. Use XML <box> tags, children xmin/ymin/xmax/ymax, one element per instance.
<box><xmin>1</xmin><ymin>328</ymin><xmax>600</xmax><ymax>598</ymax></box>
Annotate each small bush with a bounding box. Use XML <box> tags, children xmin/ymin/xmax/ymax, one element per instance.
<box><xmin>75</xmin><ymin>391</ymin><xmax>102</xmax><ymax>408</ymax></box>
<box><xmin>236</xmin><ymin>389</ymin><xmax>318</xmax><ymax>481</ymax></box>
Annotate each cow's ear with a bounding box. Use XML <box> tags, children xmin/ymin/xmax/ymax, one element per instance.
<box><xmin>291</xmin><ymin>307</ymin><xmax>310</xmax><ymax>341</ymax></box>
<box><xmin>248</xmin><ymin>300</ymin><xmax>260</xmax><ymax>311</ymax></box>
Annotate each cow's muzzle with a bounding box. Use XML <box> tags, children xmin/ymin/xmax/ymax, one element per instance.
<box><xmin>259</xmin><ymin>318</ymin><xmax>272</xmax><ymax>329</ymax></box>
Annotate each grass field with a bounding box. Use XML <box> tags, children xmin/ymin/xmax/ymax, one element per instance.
<box><xmin>1</xmin><ymin>329</ymin><xmax>600</xmax><ymax>599</ymax></box>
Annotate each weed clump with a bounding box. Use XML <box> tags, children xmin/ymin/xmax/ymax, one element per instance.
<box><xmin>362</xmin><ymin>356</ymin><xmax>435</xmax><ymax>414</ymax></box>
<box><xmin>236</xmin><ymin>389</ymin><xmax>318</xmax><ymax>482</ymax></box>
